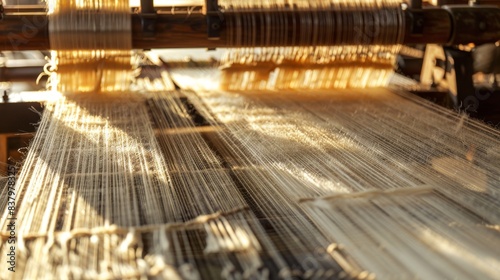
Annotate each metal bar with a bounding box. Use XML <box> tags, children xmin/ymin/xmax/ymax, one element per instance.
<box><xmin>3</xmin><ymin>5</ymin><xmax>46</xmax><ymax>13</ymax></box>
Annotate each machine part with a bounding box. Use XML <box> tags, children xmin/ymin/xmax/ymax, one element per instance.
<box><xmin>421</xmin><ymin>44</ymin><xmax>448</xmax><ymax>87</ymax></box>
<box><xmin>473</xmin><ymin>43</ymin><xmax>500</xmax><ymax>74</ymax></box>
<box><xmin>140</xmin><ymin>0</ymin><xmax>157</xmax><ymax>40</ymax></box>
<box><xmin>403</xmin><ymin>8</ymin><xmax>452</xmax><ymax>44</ymax></box>
<box><xmin>411</xmin><ymin>0</ymin><xmax>423</xmax><ymax>9</ymax></box>
<box><xmin>444</xmin><ymin>5</ymin><xmax>500</xmax><ymax>45</ymax></box>
<box><xmin>205</xmin><ymin>0</ymin><xmax>222</xmax><ymax>40</ymax></box>
<box><xmin>472</xmin><ymin>43</ymin><xmax>500</xmax><ymax>87</ymax></box>
<box><xmin>421</xmin><ymin>44</ymin><xmax>476</xmax><ymax>111</ymax></box>
<box><xmin>0</xmin><ymin>6</ymin><xmax>499</xmax><ymax>50</ymax></box>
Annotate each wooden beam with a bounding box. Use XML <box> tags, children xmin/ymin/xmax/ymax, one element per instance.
<box><xmin>0</xmin><ymin>134</ymin><xmax>7</xmax><ymax>176</ymax></box>
<box><xmin>154</xmin><ymin>126</ymin><xmax>221</xmax><ymax>136</ymax></box>
<box><xmin>1</xmin><ymin>8</ymin><xmax>499</xmax><ymax>51</ymax></box>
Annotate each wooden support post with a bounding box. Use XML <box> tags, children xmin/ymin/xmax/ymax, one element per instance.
<box><xmin>0</xmin><ymin>134</ymin><xmax>7</xmax><ymax>176</ymax></box>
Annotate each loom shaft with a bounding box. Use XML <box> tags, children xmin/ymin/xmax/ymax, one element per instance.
<box><xmin>1</xmin><ymin>6</ymin><xmax>499</xmax><ymax>51</ymax></box>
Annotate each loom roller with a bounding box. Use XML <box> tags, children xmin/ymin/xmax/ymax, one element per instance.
<box><xmin>0</xmin><ymin>0</ymin><xmax>499</xmax><ymax>51</ymax></box>
<box><xmin>0</xmin><ymin>0</ymin><xmax>499</xmax><ymax>117</ymax></box>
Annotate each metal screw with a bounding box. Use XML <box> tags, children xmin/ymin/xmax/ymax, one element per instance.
<box><xmin>416</xmin><ymin>18</ymin><xmax>424</xmax><ymax>27</ymax></box>
<box><xmin>211</xmin><ymin>22</ymin><xmax>220</xmax><ymax>30</ymax></box>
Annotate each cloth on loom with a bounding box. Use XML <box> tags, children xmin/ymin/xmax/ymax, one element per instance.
<box><xmin>0</xmin><ymin>87</ymin><xmax>286</xmax><ymax>279</ymax></box>
<box><xmin>173</xmin><ymin>68</ymin><xmax>500</xmax><ymax>279</ymax></box>
<box><xmin>2</xmin><ymin>67</ymin><xmax>500</xmax><ymax>278</ymax></box>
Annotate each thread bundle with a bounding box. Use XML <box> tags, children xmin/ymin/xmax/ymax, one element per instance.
<box><xmin>219</xmin><ymin>0</ymin><xmax>404</xmax><ymax>90</ymax></box>
<box><xmin>46</xmin><ymin>0</ymin><xmax>133</xmax><ymax>93</ymax></box>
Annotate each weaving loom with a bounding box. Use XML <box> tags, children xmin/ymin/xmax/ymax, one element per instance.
<box><xmin>1</xmin><ymin>0</ymin><xmax>500</xmax><ymax>279</ymax></box>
